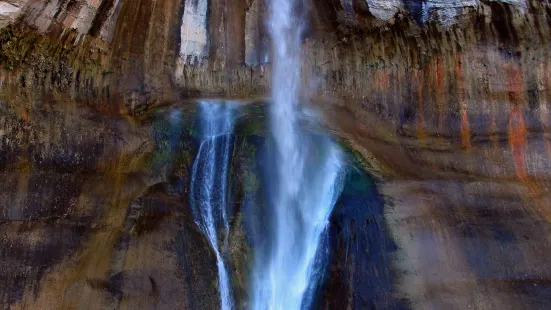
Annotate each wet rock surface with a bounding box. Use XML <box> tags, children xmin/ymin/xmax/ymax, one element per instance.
<box><xmin>0</xmin><ymin>101</ymin><xmax>406</xmax><ymax>309</ymax></box>
<box><xmin>1</xmin><ymin>0</ymin><xmax>551</xmax><ymax>309</ymax></box>
<box><xmin>0</xmin><ymin>101</ymin><xmax>217</xmax><ymax>309</ymax></box>
<box><xmin>317</xmin><ymin>163</ymin><xmax>408</xmax><ymax>310</ymax></box>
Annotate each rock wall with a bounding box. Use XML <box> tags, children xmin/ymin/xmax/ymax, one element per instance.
<box><xmin>2</xmin><ymin>0</ymin><xmax>551</xmax><ymax>309</ymax></box>
<box><xmin>0</xmin><ymin>0</ymin><xmax>543</xmax><ymax>104</ymax></box>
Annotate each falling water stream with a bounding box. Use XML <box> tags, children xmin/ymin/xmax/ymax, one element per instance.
<box><xmin>187</xmin><ymin>0</ymin><xmax>344</xmax><ymax>307</ymax></box>
<box><xmin>250</xmin><ymin>0</ymin><xmax>345</xmax><ymax>307</ymax></box>
<box><xmin>189</xmin><ymin>101</ymin><xmax>237</xmax><ymax>310</ymax></box>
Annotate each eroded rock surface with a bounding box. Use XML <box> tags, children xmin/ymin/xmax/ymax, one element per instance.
<box><xmin>1</xmin><ymin>0</ymin><xmax>551</xmax><ymax>309</ymax></box>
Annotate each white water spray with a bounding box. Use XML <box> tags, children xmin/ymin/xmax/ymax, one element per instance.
<box><xmin>250</xmin><ymin>0</ymin><xmax>345</xmax><ymax>307</ymax></box>
<box><xmin>190</xmin><ymin>101</ymin><xmax>237</xmax><ymax>310</ymax></box>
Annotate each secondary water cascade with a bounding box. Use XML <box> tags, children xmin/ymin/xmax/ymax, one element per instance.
<box><xmin>250</xmin><ymin>0</ymin><xmax>345</xmax><ymax>307</ymax></box>
<box><xmin>189</xmin><ymin>101</ymin><xmax>237</xmax><ymax>310</ymax></box>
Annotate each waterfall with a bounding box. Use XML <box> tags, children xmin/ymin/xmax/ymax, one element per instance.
<box><xmin>250</xmin><ymin>0</ymin><xmax>345</xmax><ymax>306</ymax></box>
<box><xmin>190</xmin><ymin>101</ymin><xmax>237</xmax><ymax>310</ymax></box>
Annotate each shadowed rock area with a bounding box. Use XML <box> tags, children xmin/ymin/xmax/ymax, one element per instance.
<box><xmin>1</xmin><ymin>0</ymin><xmax>551</xmax><ymax>309</ymax></box>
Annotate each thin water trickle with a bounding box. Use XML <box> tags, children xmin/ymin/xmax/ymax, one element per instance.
<box><xmin>189</xmin><ymin>101</ymin><xmax>237</xmax><ymax>310</ymax></box>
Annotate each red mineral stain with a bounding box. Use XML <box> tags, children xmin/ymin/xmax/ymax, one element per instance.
<box><xmin>509</xmin><ymin>106</ymin><xmax>528</xmax><ymax>181</ymax></box>
<box><xmin>23</xmin><ymin>107</ymin><xmax>29</xmax><ymax>124</ymax></box>
<box><xmin>460</xmin><ymin>109</ymin><xmax>472</xmax><ymax>149</ymax></box>
<box><xmin>508</xmin><ymin>106</ymin><xmax>538</xmax><ymax>195</ymax></box>
<box><xmin>456</xmin><ymin>55</ymin><xmax>471</xmax><ymax>149</ymax></box>
<box><xmin>507</xmin><ymin>64</ymin><xmax>538</xmax><ymax>194</ymax></box>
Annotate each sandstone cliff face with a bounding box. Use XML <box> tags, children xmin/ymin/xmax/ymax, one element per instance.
<box><xmin>1</xmin><ymin>0</ymin><xmax>551</xmax><ymax>309</ymax></box>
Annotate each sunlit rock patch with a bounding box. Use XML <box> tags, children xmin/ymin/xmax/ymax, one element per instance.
<box><xmin>178</xmin><ymin>0</ymin><xmax>208</xmax><ymax>64</ymax></box>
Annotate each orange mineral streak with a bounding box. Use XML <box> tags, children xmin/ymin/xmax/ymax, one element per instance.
<box><xmin>508</xmin><ymin>106</ymin><xmax>538</xmax><ymax>195</ymax></box>
<box><xmin>506</xmin><ymin>63</ymin><xmax>538</xmax><ymax>195</ymax></box>
<box><xmin>456</xmin><ymin>56</ymin><xmax>471</xmax><ymax>150</ymax></box>
<box><xmin>509</xmin><ymin>107</ymin><xmax>528</xmax><ymax>180</ymax></box>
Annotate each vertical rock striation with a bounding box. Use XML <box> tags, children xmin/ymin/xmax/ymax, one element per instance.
<box><xmin>1</xmin><ymin>0</ymin><xmax>551</xmax><ymax>309</ymax></box>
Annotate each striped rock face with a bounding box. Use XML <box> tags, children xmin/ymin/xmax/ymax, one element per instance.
<box><xmin>0</xmin><ymin>1</ymin><xmax>551</xmax><ymax>309</ymax></box>
<box><xmin>0</xmin><ymin>1</ymin><xmax>25</xmax><ymax>28</ymax></box>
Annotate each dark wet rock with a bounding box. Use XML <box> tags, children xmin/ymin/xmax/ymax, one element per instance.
<box><xmin>317</xmin><ymin>165</ymin><xmax>408</xmax><ymax>310</ymax></box>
